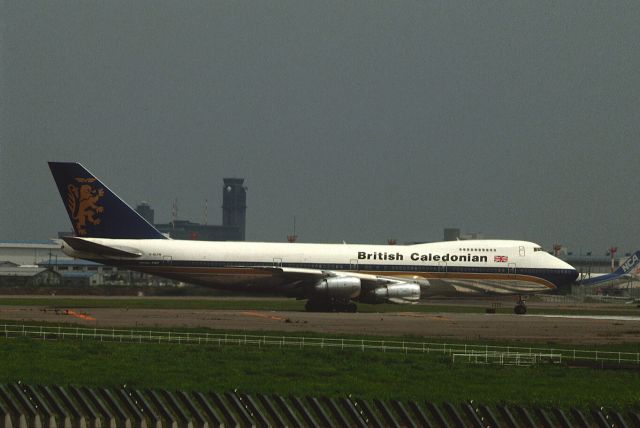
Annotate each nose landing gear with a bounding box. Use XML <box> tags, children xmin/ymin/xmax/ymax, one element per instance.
<box><xmin>514</xmin><ymin>296</ymin><xmax>527</xmax><ymax>315</ymax></box>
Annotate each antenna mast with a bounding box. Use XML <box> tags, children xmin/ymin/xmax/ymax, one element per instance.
<box><xmin>287</xmin><ymin>216</ymin><xmax>298</xmax><ymax>243</ymax></box>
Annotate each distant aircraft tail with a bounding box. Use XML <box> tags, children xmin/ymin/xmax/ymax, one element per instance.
<box><xmin>614</xmin><ymin>251</ymin><xmax>640</xmax><ymax>275</ymax></box>
<box><xmin>579</xmin><ymin>250</ymin><xmax>640</xmax><ymax>286</ymax></box>
<box><xmin>48</xmin><ymin>162</ymin><xmax>166</xmax><ymax>239</ymax></box>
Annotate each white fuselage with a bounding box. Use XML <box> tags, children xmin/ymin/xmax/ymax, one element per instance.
<box><xmin>62</xmin><ymin>238</ymin><xmax>578</xmax><ymax>297</ymax></box>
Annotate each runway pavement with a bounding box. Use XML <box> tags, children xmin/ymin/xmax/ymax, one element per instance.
<box><xmin>1</xmin><ymin>303</ymin><xmax>640</xmax><ymax>344</ymax></box>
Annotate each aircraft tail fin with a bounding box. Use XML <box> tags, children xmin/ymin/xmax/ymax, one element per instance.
<box><xmin>614</xmin><ymin>251</ymin><xmax>640</xmax><ymax>275</ymax></box>
<box><xmin>48</xmin><ymin>162</ymin><xmax>167</xmax><ymax>239</ymax></box>
<box><xmin>579</xmin><ymin>250</ymin><xmax>640</xmax><ymax>286</ymax></box>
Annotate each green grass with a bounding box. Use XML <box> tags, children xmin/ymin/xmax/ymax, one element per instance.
<box><xmin>1</xmin><ymin>336</ymin><xmax>639</xmax><ymax>410</ymax></box>
<box><xmin>2</xmin><ymin>318</ymin><xmax>639</xmax><ymax>353</ymax></box>
<box><xmin>1</xmin><ymin>296</ymin><xmax>639</xmax><ymax>410</ymax></box>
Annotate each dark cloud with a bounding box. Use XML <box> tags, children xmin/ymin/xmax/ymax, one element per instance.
<box><xmin>2</xmin><ymin>1</ymin><xmax>639</xmax><ymax>253</ymax></box>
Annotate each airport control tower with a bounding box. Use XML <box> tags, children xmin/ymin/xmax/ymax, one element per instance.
<box><xmin>222</xmin><ymin>178</ymin><xmax>247</xmax><ymax>241</ymax></box>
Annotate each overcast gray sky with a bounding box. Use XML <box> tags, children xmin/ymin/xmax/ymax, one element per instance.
<box><xmin>1</xmin><ymin>1</ymin><xmax>639</xmax><ymax>254</ymax></box>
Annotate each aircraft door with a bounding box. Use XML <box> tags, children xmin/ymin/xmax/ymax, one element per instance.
<box><xmin>273</xmin><ymin>258</ymin><xmax>283</xmax><ymax>267</ymax></box>
<box><xmin>508</xmin><ymin>263</ymin><xmax>516</xmax><ymax>279</ymax></box>
<box><xmin>519</xmin><ymin>246</ymin><xmax>526</xmax><ymax>257</ymax></box>
<box><xmin>350</xmin><ymin>259</ymin><xmax>359</xmax><ymax>271</ymax></box>
<box><xmin>162</xmin><ymin>256</ymin><xmax>172</xmax><ymax>266</ymax></box>
<box><xmin>437</xmin><ymin>262</ymin><xmax>447</xmax><ymax>274</ymax></box>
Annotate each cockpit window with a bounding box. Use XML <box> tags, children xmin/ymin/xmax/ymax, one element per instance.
<box><xmin>534</xmin><ymin>247</ymin><xmax>543</xmax><ymax>252</ymax></box>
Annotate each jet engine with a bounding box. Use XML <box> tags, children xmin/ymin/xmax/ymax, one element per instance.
<box><xmin>360</xmin><ymin>283</ymin><xmax>421</xmax><ymax>304</ymax></box>
<box><xmin>314</xmin><ymin>277</ymin><xmax>361</xmax><ymax>300</ymax></box>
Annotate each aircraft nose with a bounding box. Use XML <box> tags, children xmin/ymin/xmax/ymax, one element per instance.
<box><xmin>551</xmin><ymin>257</ymin><xmax>578</xmax><ymax>289</ymax></box>
<box><xmin>559</xmin><ymin>264</ymin><xmax>579</xmax><ymax>288</ymax></box>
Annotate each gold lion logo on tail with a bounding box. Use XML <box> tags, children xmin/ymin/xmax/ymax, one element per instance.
<box><xmin>66</xmin><ymin>177</ymin><xmax>105</xmax><ymax>235</ymax></box>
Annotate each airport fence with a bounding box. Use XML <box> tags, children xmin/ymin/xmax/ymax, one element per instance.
<box><xmin>2</xmin><ymin>323</ymin><xmax>639</xmax><ymax>367</ymax></box>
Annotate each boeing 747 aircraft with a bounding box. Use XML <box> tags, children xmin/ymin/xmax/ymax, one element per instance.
<box><xmin>49</xmin><ymin>162</ymin><xmax>578</xmax><ymax>314</ymax></box>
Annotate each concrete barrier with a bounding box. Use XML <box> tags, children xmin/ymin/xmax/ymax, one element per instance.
<box><xmin>82</xmin><ymin>388</ymin><xmax>116</xmax><ymax>428</ymax></box>
<box><xmin>590</xmin><ymin>408</ymin><xmax>610</xmax><ymax>428</ymax></box>
<box><xmin>290</xmin><ymin>396</ymin><xmax>319</xmax><ymax>428</ymax></box>
<box><xmin>0</xmin><ymin>394</ymin><xmax>15</xmax><ymax>428</ymax></box>
<box><xmin>116</xmin><ymin>389</ymin><xmax>146</xmax><ymax>428</ymax></box>
<box><xmin>192</xmin><ymin>393</ymin><xmax>222</xmax><ymax>428</ymax></box>
<box><xmin>339</xmin><ymin>398</ymin><xmax>368</xmax><ymax>428</ymax></box>
<box><xmin>40</xmin><ymin>386</ymin><xmax>72</xmax><ymax>428</ymax></box>
<box><xmin>130</xmin><ymin>390</ymin><xmax>161</xmax><ymax>428</ymax></box>
<box><xmin>306</xmin><ymin>397</ymin><xmax>332</xmax><ymax>427</ymax></box>
<box><xmin>176</xmin><ymin>391</ymin><xmax>208</xmax><ymax>428</ymax></box>
<box><xmin>272</xmin><ymin>395</ymin><xmax>303</xmax><ymax>428</ymax></box>
<box><xmin>224</xmin><ymin>392</ymin><xmax>253</xmax><ymax>428</ymax></box>
<box><xmin>146</xmin><ymin>390</ymin><xmax>177</xmax><ymax>428</ymax></box>
<box><xmin>321</xmin><ymin>397</ymin><xmax>349</xmax><ymax>428</ymax></box>
<box><xmin>610</xmin><ymin>410</ymin><xmax>630</xmax><ymax>428</ymax></box>
<box><xmin>52</xmin><ymin>386</ymin><xmax>86</xmax><ymax>428</ymax></box>
<box><xmin>68</xmin><ymin>386</ymin><xmax>101</xmax><ymax>428</ymax></box>
<box><xmin>23</xmin><ymin>385</ymin><xmax>58</xmax><ymax>428</ymax></box>
<box><xmin>407</xmin><ymin>400</ymin><xmax>432</xmax><ymax>428</ymax></box>
<box><xmin>210</xmin><ymin>392</ymin><xmax>237</xmax><ymax>428</ymax></box>
<box><xmin>392</xmin><ymin>400</ymin><xmax>417</xmax><ymax>428</ymax></box>
<box><xmin>478</xmin><ymin>404</ymin><xmax>500</xmax><ymax>428</ymax></box>
<box><xmin>426</xmin><ymin>402</ymin><xmax>450</xmax><ymax>428</ymax></box>
<box><xmin>257</xmin><ymin>395</ymin><xmax>286</xmax><ymax>428</ymax></box>
<box><xmin>460</xmin><ymin>402</ymin><xmax>483</xmax><ymax>428</ymax></box>
<box><xmin>97</xmin><ymin>388</ymin><xmax>129</xmax><ymax>428</ymax></box>
<box><xmin>443</xmin><ymin>401</ymin><xmax>465</xmax><ymax>428</ymax></box>
<box><xmin>0</xmin><ymin>383</ymin><xmax>636</xmax><ymax>427</ymax></box>
<box><xmin>534</xmin><ymin>406</ymin><xmax>555</xmax><ymax>428</ymax></box>
<box><xmin>354</xmin><ymin>399</ymin><xmax>383</xmax><ymax>428</ymax></box>
<box><xmin>159</xmin><ymin>390</ymin><xmax>193</xmax><ymax>428</ymax></box>
<box><xmin>374</xmin><ymin>398</ymin><xmax>401</xmax><ymax>428</ymax></box>
<box><xmin>8</xmin><ymin>384</ymin><xmax>42</xmax><ymax>428</ymax></box>
<box><xmin>0</xmin><ymin>386</ymin><xmax>29</xmax><ymax>428</ymax></box>
<box><xmin>628</xmin><ymin>411</ymin><xmax>640</xmax><ymax>427</ymax></box>
<box><xmin>237</xmin><ymin>394</ymin><xmax>267</xmax><ymax>428</ymax></box>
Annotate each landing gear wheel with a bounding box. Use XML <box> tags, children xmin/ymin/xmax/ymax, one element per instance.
<box><xmin>514</xmin><ymin>304</ymin><xmax>527</xmax><ymax>315</ymax></box>
<box><xmin>514</xmin><ymin>296</ymin><xmax>527</xmax><ymax>315</ymax></box>
<box><xmin>346</xmin><ymin>302</ymin><xmax>357</xmax><ymax>313</ymax></box>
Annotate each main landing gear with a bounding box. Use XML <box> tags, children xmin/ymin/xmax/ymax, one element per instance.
<box><xmin>305</xmin><ymin>298</ymin><xmax>357</xmax><ymax>313</ymax></box>
<box><xmin>514</xmin><ymin>296</ymin><xmax>527</xmax><ymax>315</ymax></box>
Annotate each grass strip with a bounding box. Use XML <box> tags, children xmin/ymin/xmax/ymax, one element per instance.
<box><xmin>0</xmin><ymin>336</ymin><xmax>638</xmax><ymax>411</ymax></box>
<box><xmin>2</xmin><ymin>317</ymin><xmax>640</xmax><ymax>353</ymax></box>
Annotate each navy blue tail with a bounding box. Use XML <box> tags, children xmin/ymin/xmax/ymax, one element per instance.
<box><xmin>579</xmin><ymin>250</ymin><xmax>640</xmax><ymax>286</ymax></box>
<box><xmin>615</xmin><ymin>251</ymin><xmax>640</xmax><ymax>275</ymax></box>
<box><xmin>49</xmin><ymin>162</ymin><xmax>166</xmax><ymax>239</ymax></box>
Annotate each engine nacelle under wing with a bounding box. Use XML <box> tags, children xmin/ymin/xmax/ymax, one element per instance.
<box><xmin>360</xmin><ymin>282</ymin><xmax>421</xmax><ymax>304</ymax></box>
<box><xmin>314</xmin><ymin>277</ymin><xmax>361</xmax><ymax>300</ymax></box>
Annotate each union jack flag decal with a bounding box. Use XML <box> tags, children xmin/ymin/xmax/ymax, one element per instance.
<box><xmin>494</xmin><ymin>255</ymin><xmax>509</xmax><ymax>263</ymax></box>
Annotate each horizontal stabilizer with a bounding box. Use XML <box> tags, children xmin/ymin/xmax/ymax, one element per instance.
<box><xmin>62</xmin><ymin>237</ymin><xmax>143</xmax><ymax>258</ymax></box>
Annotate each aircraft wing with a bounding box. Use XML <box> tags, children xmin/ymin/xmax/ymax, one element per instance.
<box><xmin>253</xmin><ymin>266</ymin><xmax>422</xmax><ymax>304</ymax></box>
<box><xmin>255</xmin><ymin>266</ymin><xmax>417</xmax><ymax>286</ymax></box>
